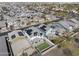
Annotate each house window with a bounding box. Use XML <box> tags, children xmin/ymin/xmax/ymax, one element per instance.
<box><xmin>11</xmin><ymin>34</ymin><xmax>16</xmax><ymax>39</ymax></box>
<box><xmin>18</xmin><ymin>32</ymin><xmax>24</xmax><ymax>36</ymax></box>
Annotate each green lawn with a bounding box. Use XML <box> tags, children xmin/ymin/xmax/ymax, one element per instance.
<box><xmin>37</xmin><ymin>42</ymin><xmax>49</xmax><ymax>51</ymax></box>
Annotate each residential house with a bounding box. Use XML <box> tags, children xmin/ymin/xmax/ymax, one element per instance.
<box><xmin>23</xmin><ymin>27</ymin><xmax>55</xmax><ymax>53</ymax></box>
<box><xmin>7</xmin><ymin>30</ymin><xmax>36</xmax><ymax>56</ymax></box>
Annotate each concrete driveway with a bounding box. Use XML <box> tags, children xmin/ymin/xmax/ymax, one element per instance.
<box><xmin>0</xmin><ymin>35</ymin><xmax>8</xmax><ymax>56</ymax></box>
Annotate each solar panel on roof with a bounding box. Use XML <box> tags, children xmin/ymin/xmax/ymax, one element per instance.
<box><xmin>25</xmin><ymin>29</ymin><xmax>32</xmax><ymax>35</ymax></box>
<box><xmin>40</xmin><ymin>25</ymin><xmax>46</xmax><ymax>31</ymax></box>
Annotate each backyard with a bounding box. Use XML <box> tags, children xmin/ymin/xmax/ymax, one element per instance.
<box><xmin>37</xmin><ymin>42</ymin><xmax>49</xmax><ymax>51</ymax></box>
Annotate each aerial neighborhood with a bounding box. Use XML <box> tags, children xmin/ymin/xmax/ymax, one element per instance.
<box><xmin>0</xmin><ymin>2</ymin><xmax>79</xmax><ymax>56</ymax></box>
